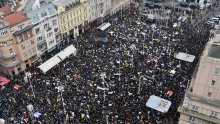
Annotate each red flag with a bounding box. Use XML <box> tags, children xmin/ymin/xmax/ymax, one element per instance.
<box><xmin>166</xmin><ymin>90</ymin><xmax>173</xmax><ymax>97</ymax></box>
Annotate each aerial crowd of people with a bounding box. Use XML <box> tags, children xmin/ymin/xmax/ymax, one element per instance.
<box><xmin>0</xmin><ymin>5</ymin><xmax>213</xmax><ymax>124</ymax></box>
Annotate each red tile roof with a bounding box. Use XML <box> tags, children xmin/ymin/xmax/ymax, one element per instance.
<box><xmin>2</xmin><ymin>11</ymin><xmax>28</xmax><ymax>25</ymax></box>
<box><xmin>0</xmin><ymin>6</ymin><xmax>12</xmax><ymax>15</ymax></box>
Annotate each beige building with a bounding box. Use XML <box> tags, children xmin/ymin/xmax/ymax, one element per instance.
<box><xmin>110</xmin><ymin>0</ymin><xmax>131</xmax><ymax>15</ymax></box>
<box><xmin>56</xmin><ymin>0</ymin><xmax>88</xmax><ymax>39</ymax></box>
<box><xmin>0</xmin><ymin>11</ymin><xmax>38</xmax><ymax>76</ymax></box>
<box><xmin>178</xmin><ymin>31</ymin><xmax>220</xmax><ymax>124</ymax></box>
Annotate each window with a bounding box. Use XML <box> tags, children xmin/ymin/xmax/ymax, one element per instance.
<box><xmin>32</xmin><ymin>48</ymin><xmax>36</xmax><ymax>53</ymax></box>
<box><xmin>35</xmin><ymin>28</ymin><xmax>40</xmax><ymax>34</ymax></box>
<box><xmin>208</xmin><ymin>92</ymin><xmax>212</xmax><ymax>98</ymax></box>
<box><xmin>0</xmin><ymin>50</ymin><xmax>3</xmax><ymax>56</ymax></box>
<box><xmin>214</xmin><ymin>68</ymin><xmax>220</xmax><ymax>75</ymax></box>
<box><xmin>189</xmin><ymin>116</ymin><xmax>195</xmax><ymax>122</ymax></box>
<box><xmin>21</xmin><ymin>45</ymin><xmax>25</xmax><ymax>49</ymax></box>
<box><xmin>0</xmin><ymin>29</ymin><xmax>7</xmax><ymax>36</ymax></box>
<box><xmin>23</xmin><ymin>52</ymin><xmax>27</xmax><ymax>58</ymax></box>
<box><xmin>12</xmin><ymin>57</ymin><xmax>16</xmax><ymax>63</ymax></box>
<box><xmin>44</xmin><ymin>23</ymin><xmax>49</xmax><ymax>29</ymax></box>
<box><xmin>211</xmin><ymin>111</ymin><xmax>218</xmax><ymax>117</ymax></box>
<box><xmin>18</xmin><ymin>24</ymin><xmax>24</xmax><ymax>30</ymax></box>
<box><xmin>31</xmin><ymin>40</ymin><xmax>34</xmax><ymax>45</ymax></box>
<box><xmin>192</xmin><ymin>105</ymin><xmax>198</xmax><ymax>111</ymax></box>
<box><xmin>211</xmin><ymin>80</ymin><xmax>216</xmax><ymax>86</ymax></box>
<box><xmin>9</xmin><ymin>48</ymin><xmax>13</xmax><ymax>54</ymax></box>
<box><xmin>28</xmin><ymin>50</ymin><xmax>32</xmax><ymax>56</ymax></box>
<box><xmin>54</xmin><ymin>28</ymin><xmax>58</xmax><ymax>33</ymax></box>
<box><xmin>37</xmin><ymin>36</ymin><xmax>42</xmax><ymax>41</ymax></box>
<box><xmin>52</xmin><ymin>20</ymin><xmax>57</xmax><ymax>26</ymax></box>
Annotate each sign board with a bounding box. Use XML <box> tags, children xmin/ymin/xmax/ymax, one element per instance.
<box><xmin>146</xmin><ymin>95</ymin><xmax>171</xmax><ymax>113</ymax></box>
<box><xmin>175</xmin><ymin>52</ymin><xmax>195</xmax><ymax>62</ymax></box>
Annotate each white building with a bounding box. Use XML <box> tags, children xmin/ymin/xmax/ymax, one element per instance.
<box><xmin>88</xmin><ymin>0</ymin><xmax>106</xmax><ymax>23</ymax></box>
<box><xmin>110</xmin><ymin>0</ymin><xmax>131</xmax><ymax>15</ymax></box>
<box><xmin>178</xmin><ymin>29</ymin><xmax>220</xmax><ymax>124</ymax></box>
<box><xmin>23</xmin><ymin>0</ymin><xmax>41</xmax><ymax>12</ymax></box>
<box><xmin>26</xmin><ymin>3</ymin><xmax>61</xmax><ymax>55</ymax></box>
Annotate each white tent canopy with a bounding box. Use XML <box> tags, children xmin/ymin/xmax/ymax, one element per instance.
<box><xmin>175</xmin><ymin>52</ymin><xmax>195</xmax><ymax>62</ymax></box>
<box><xmin>38</xmin><ymin>45</ymin><xmax>77</xmax><ymax>73</ymax></box>
<box><xmin>146</xmin><ymin>95</ymin><xmax>172</xmax><ymax>113</ymax></box>
<box><xmin>97</xmin><ymin>22</ymin><xmax>111</xmax><ymax>31</ymax></box>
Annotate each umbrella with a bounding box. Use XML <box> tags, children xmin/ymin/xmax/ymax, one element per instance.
<box><xmin>0</xmin><ymin>76</ymin><xmax>10</xmax><ymax>86</ymax></box>
<box><xmin>34</xmin><ymin>112</ymin><xmax>42</xmax><ymax>118</ymax></box>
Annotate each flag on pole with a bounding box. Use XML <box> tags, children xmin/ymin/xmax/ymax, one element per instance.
<box><xmin>166</xmin><ymin>90</ymin><xmax>173</xmax><ymax>97</ymax></box>
<box><xmin>13</xmin><ymin>85</ymin><xmax>21</xmax><ymax>90</ymax></box>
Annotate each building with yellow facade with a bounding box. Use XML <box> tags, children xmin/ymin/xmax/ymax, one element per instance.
<box><xmin>56</xmin><ymin>0</ymin><xmax>88</xmax><ymax>39</ymax></box>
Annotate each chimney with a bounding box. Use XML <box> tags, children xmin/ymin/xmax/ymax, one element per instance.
<box><xmin>13</xmin><ymin>1</ymin><xmax>16</xmax><ymax>7</ymax></box>
<box><xmin>11</xmin><ymin>5</ymin><xmax>14</xmax><ymax>12</ymax></box>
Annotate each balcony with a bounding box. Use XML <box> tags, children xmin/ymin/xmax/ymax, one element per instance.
<box><xmin>0</xmin><ymin>53</ymin><xmax>16</xmax><ymax>59</ymax></box>
<box><xmin>178</xmin><ymin>107</ymin><xmax>220</xmax><ymax>124</ymax></box>
<box><xmin>13</xmin><ymin>25</ymin><xmax>33</xmax><ymax>36</ymax></box>
<box><xmin>187</xmin><ymin>93</ymin><xmax>220</xmax><ymax>107</ymax></box>
<box><xmin>0</xmin><ymin>61</ymin><xmax>20</xmax><ymax>68</ymax></box>
<box><xmin>46</xmin><ymin>27</ymin><xmax>52</xmax><ymax>32</ymax></box>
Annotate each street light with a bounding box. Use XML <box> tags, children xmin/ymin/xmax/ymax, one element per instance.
<box><xmin>25</xmin><ymin>72</ymin><xmax>35</xmax><ymax>98</ymax></box>
<box><xmin>138</xmin><ymin>72</ymin><xmax>141</xmax><ymax>94</ymax></box>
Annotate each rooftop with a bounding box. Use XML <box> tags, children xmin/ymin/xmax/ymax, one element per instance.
<box><xmin>207</xmin><ymin>44</ymin><xmax>220</xmax><ymax>59</ymax></box>
<box><xmin>0</xmin><ymin>20</ymin><xmax>10</xmax><ymax>29</ymax></box>
<box><xmin>0</xmin><ymin>6</ymin><xmax>12</xmax><ymax>16</ymax></box>
<box><xmin>59</xmin><ymin>0</ymin><xmax>80</xmax><ymax>8</ymax></box>
<box><xmin>26</xmin><ymin>3</ymin><xmax>56</xmax><ymax>25</ymax></box>
<box><xmin>2</xmin><ymin>11</ymin><xmax>28</xmax><ymax>25</ymax></box>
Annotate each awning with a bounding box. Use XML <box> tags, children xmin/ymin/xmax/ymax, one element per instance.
<box><xmin>97</xmin><ymin>22</ymin><xmax>111</xmax><ymax>31</ymax></box>
<box><xmin>13</xmin><ymin>25</ymin><xmax>33</xmax><ymax>36</ymax></box>
<box><xmin>146</xmin><ymin>95</ymin><xmax>172</xmax><ymax>113</ymax></box>
<box><xmin>38</xmin><ymin>45</ymin><xmax>77</xmax><ymax>73</ymax></box>
<box><xmin>175</xmin><ymin>52</ymin><xmax>195</xmax><ymax>62</ymax></box>
<box><xmin>57</xmin><ymin>45</ymin><xmax>77</xmax><ymax>60</ymax></box>
<box><xmin>38</xmin><ymin>54</ymin><xmax>62</xmax><ymax>73</ymax></box>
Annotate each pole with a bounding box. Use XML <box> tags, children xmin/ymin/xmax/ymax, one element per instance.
<box><xmin>27</xmin><ymin>72</ymin><xmax>35</xmax><ymax>99</ymax></box>
<box><xmin>106</xmin><ymin>115</ymin><xmax>109</xmax><ymax>124</ymax></box>
<box><xmin>132</xmin><ymin>53</ymin><xmax>134</xmax><ymax>67</ymax></box>
<box><xmin>138</xmin><ymin>72</ymin><xmax>141</xmax><ymax>94</ymax></box>
<box><xmin>119</xmin><ymin>40</ymin><xmax>121</xmax><ymax>81</ymax></box>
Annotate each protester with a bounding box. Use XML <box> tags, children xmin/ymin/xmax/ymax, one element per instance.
<box><xmin>0</xmin><ymin>6</ymin><xmax>212</xmax><ymax>124</ymax></box>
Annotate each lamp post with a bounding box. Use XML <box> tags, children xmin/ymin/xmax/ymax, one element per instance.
<box><xmin>25</xmin><ymin>72</ymin><xmax>35</xmax><ymax>98</ymax></box>
<box><xmin>119</xmin><ymin>39</ymin><xmax>121</xmax><ymax>81</ymax></box>
<box><xmin>138</xmin><ymin>72</ymin><xmax>142</xmax><ymax>94</ymax></box>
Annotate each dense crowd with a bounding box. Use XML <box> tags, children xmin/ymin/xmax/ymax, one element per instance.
<box><xmin>0</xmin><ymin>6</ymin><xmax>213</xmax><ymax>124</ymax></box>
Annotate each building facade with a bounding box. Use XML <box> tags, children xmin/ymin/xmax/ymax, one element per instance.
<box><xmin>178</xmin><ymin>37</ymin><xmax>220</xmax><ymax>124</ymax></box>
<box><xmin>0</xmin><ymin>12</ymin><xmax>38</xmax><ymax>76</ymax></box>
<box><xmin>88</xmin><ymin>0</ymin><xmax>106</xmax><ymax>23</ymax></box>
<box><xmin>26</xmin><ymin>3</ymin><xmax>61</xmax><ymax>56</ymax></box>
<box><xmin>110</xmin><ymin>0</ymin><xmax>131</xmax><ymax>15</ymax></box>
<box><xmin>56</xmin><ymin>0</ymin><xmax>88</xmax><ymax>39</ymax></box>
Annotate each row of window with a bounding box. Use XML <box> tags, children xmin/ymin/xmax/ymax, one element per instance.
<box><xmin>35</xmin><ymin>20</ymin><xmax>57</xmax><ymax>34</ymax></box>
<box><xmin>189</xmin><ymin>116</ymin><xmax>216</xmax><ymax>123</ymax></box>
<box><xmin>17</xmin><ymin>31</ymin><xmax>33</xmax><ymax>42</ymax></box>
<box><xmin>21</xmin><ymin>41</ymin><xmax>35</xmax><ymax>50</ymax></box>
<box><xmin>61</xmin><ymin>8</ymin><xmax>87</xmax><ymax>23</ymax></box>
<box><xmin>0</xmin><ymin>29</ymin><xmax>7</xmax><ymax>36</ymax></box>
<box><xmin>48</xmin><ymin>40</ymin><xmax>55</xmax><ymax>46</ymax></box>
<box><xmin>23</xmin><ymin>48</ymin><xmax>36</xmax><ymax>58</ymax></box>
<box><xmin>191</xmin><ymin>105</ymin><xmax>218</xmax><ymax>117</ymax></box>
